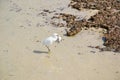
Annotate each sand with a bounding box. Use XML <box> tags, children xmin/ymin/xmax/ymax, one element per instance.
<box><xmin>0</xmin><ymin>0</ymin><xmax>120</xmax><ymax>80</ymax></box>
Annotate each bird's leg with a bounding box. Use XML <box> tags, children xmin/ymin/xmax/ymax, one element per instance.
<box><xmin>45</xmin><ymin>45</ymin><xmax>51</xmax><ymax>54</ymax></box>
<box><xmin>56</xmin><ymin>38</ymin><xmax>60</xmax><ymax>43</ymax></box>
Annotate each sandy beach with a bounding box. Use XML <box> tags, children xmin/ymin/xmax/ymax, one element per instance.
<box><xmin>0</xmin><ymin>0</ymin><xmax>120</xmax><ymax>80</ymax></box>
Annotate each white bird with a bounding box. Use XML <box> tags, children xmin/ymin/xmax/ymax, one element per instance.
<box><xmin>43</xmin><ymin>33</ymin><xmax>61</xmax><ymax>53</ymax></box>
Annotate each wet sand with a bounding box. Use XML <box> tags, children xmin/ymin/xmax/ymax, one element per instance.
<box><xmin>0</xmin><ymin>0</ymin><xmax>120</xmax><ymax>80</ymax></box>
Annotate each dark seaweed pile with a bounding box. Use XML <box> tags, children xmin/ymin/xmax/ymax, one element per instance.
<box><xmin>52</xmin><ymin>0</ymin><xmax>120</xmax><ymax>52</ymax></box>
<box><xmin>69</xmin><ymin>0</ymin><xmax>120</xmax><ymax>52</ymax></box>
<box><xmin>102</xmin><ymin>26</ymin><xmax>120</xmax><ymax>52</ymax></box>
<box><xmin>69</xmin><ymin>0</ymin><xmax>120</xmax><ymax>10</ymax></box>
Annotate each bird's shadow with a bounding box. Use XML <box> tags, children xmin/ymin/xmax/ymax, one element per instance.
<box><xmin>33</xmin><ymin>50</ymin><xmax>48</xmax><ymax>54</ymax></box>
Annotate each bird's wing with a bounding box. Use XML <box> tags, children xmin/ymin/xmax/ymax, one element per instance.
<box><xmin>43</xmin><ymin>37</ymin><xmax>53</xmax><ymax>45</ymax></box>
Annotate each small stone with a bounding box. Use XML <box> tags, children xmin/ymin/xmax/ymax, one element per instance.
<box><xmin>3</xmin><ymin>50</ymin><xmax>8</xmax><ymax>52</ymax></box>
<box><xmin>90</xmin><ymin>51</ymin><xmax>96</xmax><ymax>53</ymax></box>
<box><xmin>36</xmin><ymin>40</ymin><xmax>40</xmax><ymax>42</ymax></box>
<box><xmin>115</xmin><ymin>71</ymin><xmax>119</xmax><ymax>74</ymax></box>
<box><xmin>78</xmin><ymin>52</ymin><xmax>81</xmax><ymax>55</ymax></box>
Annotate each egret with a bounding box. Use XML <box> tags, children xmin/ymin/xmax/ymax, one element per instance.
<box><xmin>43</xmin><ymin>33</ymin><xmax>61</xmax><ymax>53</ymax></box>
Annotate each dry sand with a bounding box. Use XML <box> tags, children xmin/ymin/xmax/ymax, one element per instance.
<box><xmin>0</xmin><ymin>0</ymin><xmax>120</xmax><ymax>80</ymax></box>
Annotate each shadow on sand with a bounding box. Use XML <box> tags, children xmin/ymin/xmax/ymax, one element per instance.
<box><xmin>33</xmin><ymin>50</ymin><xmax>48</xmax><ymax>54</ymax></box>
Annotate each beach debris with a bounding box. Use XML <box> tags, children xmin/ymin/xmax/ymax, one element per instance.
<box><xmin>102</xmin><ymin>26</ymin><xmax>120</xmax><ymax>52</ymax></box>
<box><xmin>90</xmin><ymin>51</ymin><xmax>96</xmax><ymax>53</ymax></box>
<box><xmin>65</xmin><ymin>22</ymin><xmax>82</xmax><ymax>36</ymax></box>
<box><xmin>50</xmin><ymin>0</ymin><xmax>120</xmax><ymax>52</ymax></box>
<box><xmin>9</xmin><ymin>2</ymin><xmax>22</xmax><ymax>12</ymax></box>
<box><xmin>77</xmin><ymin>52</ymin><xmax>82</xmax><ymax>55</ymax></box>
<box><xmin>69</xmin><ymin>0</ymin><xmax>120</xmax><ymax>10</ymax></box>
<box><xmin>51</xmin><ymin>10</ymin><xmax>98</xmax><ymax>36</ymax></box>
<box><xmin>43</xmin><ymin>9</ymin><xmax>56</xmax><ymax>13</ymax></box>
